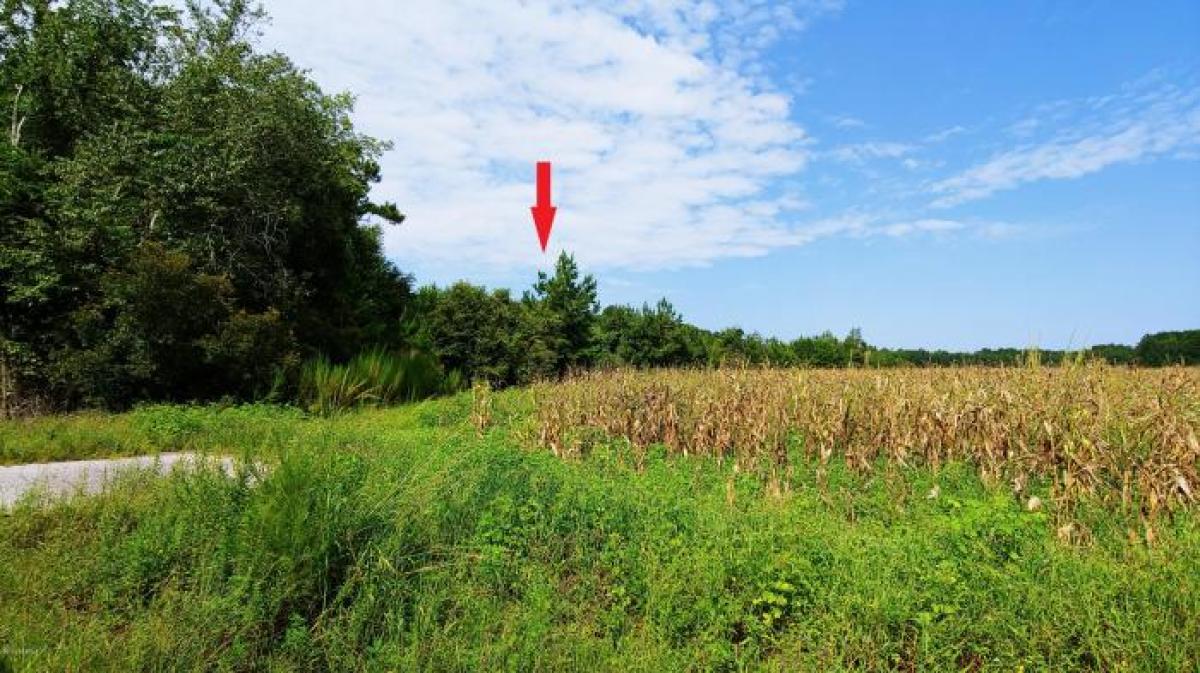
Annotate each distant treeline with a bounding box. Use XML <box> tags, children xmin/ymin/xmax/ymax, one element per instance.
<box><xmin>867</xmin><ymin>333</ymin><xmax>1199</xmax><ymax>368</ymax></box>
<box><xmin>408</xmin><ymin>254</ymin><xmax>1200</xmax><ymax>387</ymax></box>
<box><xmin>1</xmin><ymin>2</ymin><xmax>1195</xmax><ymax>413</ymax></box>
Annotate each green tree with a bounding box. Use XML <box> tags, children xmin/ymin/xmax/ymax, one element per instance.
<box><xmin>1</xmin><ymin>0</ymin><xmax>411</xmax><ymax>408</ymax></box>
<box><xmin>1087</xmin><ymin>344</ymin><xmax>1135</xmax><ymax>365</ymax></box>
<box><xmin>529</xmin><ymin>253</ymin><xmax>598</xmax><ymax>375</ymax></box>
<box><xmin>593</xmin><ymin>300</ymin><xmax>702</xmax><ymax>368</ymax></box>
<box><xmin>514</xmin><ymin>297</ymin><xmax>563</xmax><ymax>382</ymax></box>
<box><xmin>791</xmin><ymin>332</ymin><xmax>846</xmax><ymax>367</ymax></box>
<box><xmin>414</xmin><ymin>284</ymin><xmax>519</xmax><ymax>385</ymax></box>
<box><xmin>411</xmin><ymin>282</ymin><xmax>564</xmax><ymax>386</ymax></box>
<box><xmin>1135</xmin><ymin>330</ymin><xmax>1200</xmax><ymax>366</ymax></box>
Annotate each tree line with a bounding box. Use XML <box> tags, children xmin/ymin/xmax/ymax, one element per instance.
<box><xmin>409</xmin><ymin>254</ymin><xmax>1199</xmax><ymax>387</ymax></box>
<box><xmin>2</xmin><ymin>1</ymin><xmax>1196</xmax><ymax>413</ymax></box>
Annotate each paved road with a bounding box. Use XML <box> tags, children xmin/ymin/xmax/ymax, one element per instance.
<box><xmin>0</xmin><ymin>453</ymin><xmax>237</xmax><ymax>508</ymax></box>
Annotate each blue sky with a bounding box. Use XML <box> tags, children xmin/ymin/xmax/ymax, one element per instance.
<box><xmin>258</xmin><ymin>1</ymin><xmax>1199</xmax><ymax>349</ymax></box>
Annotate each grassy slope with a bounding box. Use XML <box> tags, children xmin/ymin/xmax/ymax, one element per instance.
<box><xmin>1</xmin><ymin>393</ymin><xmax>1197</xmax><ymax>671</ymax></box>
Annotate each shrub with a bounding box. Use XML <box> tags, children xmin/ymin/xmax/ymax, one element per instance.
<box><xmin>298</xmin><ymin>348</ymin><xmax>443</xmax><ymax>414</ymax></box>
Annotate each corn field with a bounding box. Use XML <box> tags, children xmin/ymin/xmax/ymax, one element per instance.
<box><xmin>532</xmin><ymin>364</ymin><xmax>1200</xmax><ymax>514</ymax></box>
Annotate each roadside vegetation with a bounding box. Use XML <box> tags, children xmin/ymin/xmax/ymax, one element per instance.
<box><xmin>2</xmin><ymin>380</ymin><xmax>1199</xmax><ymax>671</ymax></box>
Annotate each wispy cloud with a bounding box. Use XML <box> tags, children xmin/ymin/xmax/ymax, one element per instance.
<box><xmin>797</xmin><ymin>212</ymin><xmax>1008</xmax><ymax>241</ymax></box>
<box><xmin>924</xmin><ymin>125</ymin><xmax>966</xmax><ymax>143</ymax></box>
<box><xmin>930</xmin><ymin>78</ymin><xmax>1200</xmax><ymax>207</ymax></box>
<box><xmin>829</xmin><ymin>114</ymin><xmax>867</xmax><ymax>129</ymax></box>
<box><xmin>827</xmin><ymin>141</ymin><xmax>915</xmax><ymax>164</ymax></box>
<box><xmin>877</xmin><ymin>218</ymin><xmax>964</xmax><ymax>237</ymax></box>
<box><xmin>258</xmin><ymin>0</ymin><xmax>848</xmax><ymax>272</ymax></box>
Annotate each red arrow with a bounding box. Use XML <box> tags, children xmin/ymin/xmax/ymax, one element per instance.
<box><xmin>530</xmin><ymin>161</ymin><xmax>557</xmax><ymax>251</ymax></box>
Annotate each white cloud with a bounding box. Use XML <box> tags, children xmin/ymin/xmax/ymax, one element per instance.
<box><xmin>931</xmin><ymin>79</ymin><xmax>1200</xmax><ymax>208</ymax></box>
<box><xmin>249</xmin><ymin>4</ymin><xmax>1195</xmax><ymax>278</ymax></box>
<box><xmin>255</xmin><ymin>0</ymin><xmax>844</xmax><ymax>273</ymax></box>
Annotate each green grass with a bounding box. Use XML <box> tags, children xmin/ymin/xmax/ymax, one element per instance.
<box><xmin>0</xmin><ymin>404</ymin><xmax>307</xmax><ymax>465</ymax></box>
<box><xmin>1</xmin><ymin>393</ymin><xmax>1197</xmax><ymax>671</ymax></box>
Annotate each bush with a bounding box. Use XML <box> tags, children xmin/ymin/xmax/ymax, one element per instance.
<box><xmin>298</xmin><ymin>348</ymin><xmax>443</xmax><ymax>414</ymax></box>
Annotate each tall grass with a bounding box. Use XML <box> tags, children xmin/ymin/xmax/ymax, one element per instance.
<box><xmin>298</xmin><ymin>348</ymin><xmax>447</xmax><ymax>414</ymax></box>
<box><xmin>2</xmin><ymin>403</ymin><xmax>1197</xmax><ymax>671</ymax></box>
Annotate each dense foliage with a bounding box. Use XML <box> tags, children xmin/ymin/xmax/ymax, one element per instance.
<box><xmin>1136</xmin><ymin>329</ymin><xmax>1200</xmax><ymax>366</ymax></box>
<box><xmin>407</xmin><ymin>254</ymin><xmax>600</xmax><ymax>387</ymax></box>
<box><xmin>1</xmin><ymin>0</ymin><xmax>411</xmax><ymax>410</ymax></box>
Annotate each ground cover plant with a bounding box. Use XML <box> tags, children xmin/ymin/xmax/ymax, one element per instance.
<box><xmin>2</xmin><ymin>366</ymin><xmax>1199</xmax><ymax>671</ymax></box>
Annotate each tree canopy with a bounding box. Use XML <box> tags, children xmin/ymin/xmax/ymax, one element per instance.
<box><xmin>2</xmin><ymin>0</ymin><xmax>410</xmax><ymax>409</ymax></box>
